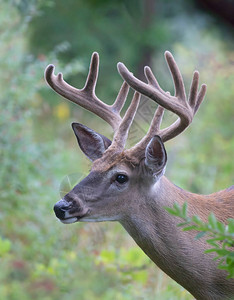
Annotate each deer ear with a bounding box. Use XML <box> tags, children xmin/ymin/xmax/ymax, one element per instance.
<box><xmin>145</xmin><ymin>135</ymin><xmax>167</xmax><ymax>177</ymax></box>
<box><xmin>72</xmin><ymin>123</ymin><xmax>112</xmax><ymax>161</ymax></box>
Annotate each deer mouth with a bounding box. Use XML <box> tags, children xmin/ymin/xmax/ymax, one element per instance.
<box><xmin>53</xmin><ymin>199</ymin><xmax>89</xmax><ymax>224</ymax></box>
<box><xmin>58</xmin><ymin>211</ymin><xmax>90</xmax><ymax>224</ymax></box>
<box><xmin>60</xmin><ymin>216</ymin><xmax>79</xmax><ymax>224</ymax></box>
<box><xmin>59</xmin><ymin>207</ymin><xmax>91</xmax><ymax>224</ymax></box>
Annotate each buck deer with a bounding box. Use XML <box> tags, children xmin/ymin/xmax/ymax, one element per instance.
<box><xmin>45</xmin><ymin>51</ymin><xmax>234</xmax><ymax>300</ymax></box>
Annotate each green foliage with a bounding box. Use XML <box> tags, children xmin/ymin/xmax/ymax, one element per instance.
<box><xmin>167</xmin><ymin>45</ymin><xmax>234</xmax><ymax>194</ymax></box>
<box><xmin>96</xmin><ymin>246</ymin><xmax>150</xmax><ymax>284</ymax></box>
<box><xmin>28</xmin><ymin>0</ymin><xmax>174</xmax><ymax>102</ymax></box>
<box><xmin>0</xmin><ymin>237</ymin><xmax>11</xmax><ymax>257</ymax></box>
<box><xmin>0</xmin><ymin>0</ymin><xmax>84</xmax><ymax>199</ymax></box>
<box><xmin>165</xmin><ymin>203</ymin><xmax>234</xmax><ymax>278</ymax></box>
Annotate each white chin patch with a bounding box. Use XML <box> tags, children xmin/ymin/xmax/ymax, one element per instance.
<box><xmin>60</xmin><ymin>217</ymin><xmax>78</xmax><ymax>224</ymax></box>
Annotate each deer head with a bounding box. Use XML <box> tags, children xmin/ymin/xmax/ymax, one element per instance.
<box><xmin>45</xmin><ymin>51</ymin><xmax>206</xmax><ymax>224</ymax></box>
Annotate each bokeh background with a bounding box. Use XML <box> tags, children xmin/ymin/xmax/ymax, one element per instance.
<box><xmin>1</xmin><ymin>0</ymin><xmax>234</xmax><ymax>299</ymax></box>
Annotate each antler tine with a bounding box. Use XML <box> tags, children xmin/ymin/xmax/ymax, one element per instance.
<box><xmin>45</xmin><ymin>52</ymin><xmax>131</xmax><ymax>132</ymax></box>
<box><xmin>117</xmin><ymin>61</ymin><xmax>191</xmax><ymax>123</ymax></box>
<box><xmin>111</xmin><ymin>81</ymin><xmax>130</xmax><ymax>113</ymax></box>
<box><xmin>111</xmin><ymin>92</ymin><xmax>141</xmax><ymax>150</ymax></box>
<box><xmin>118</xmin><ymin>51</ymin><xmax>207</xmax><ymax>155</ymax></box>
<box><xmin>144</xmin><ymin>66</ymin><xmax>168</xmax><ymax>96</ymax></box>
<box><xmin>195</xmin><ymin>84</ymin><xmax>207</xmax><ymax>114</ymax></box>
<box><xmin>82</xmin><ymin>52</ymin><xmax>99</xmax><ymax>94</ymax></box>
<box><xmin>127</xmin><ymin>105</ymin><xmax>165</xmax><ymax>155</ymax></box>
<box><xmin>164</xmin><ymin>51</ymin><xmax>186</xmax><ymax>102</ymax></box>
<box><xmin>189</xmin><ymin>71</ymin><xmax>207</xmax><ymax>114</ymax></box>
<box><xmin>188</xmin><ymin>71</ymin><xmax>199</xmax><ymax>108</ymax></box>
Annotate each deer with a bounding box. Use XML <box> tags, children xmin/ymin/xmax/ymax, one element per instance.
<box><xmin>45</xmin><ymin>51</ymin><xmax>234</xmax><ymax>300</ymax></box>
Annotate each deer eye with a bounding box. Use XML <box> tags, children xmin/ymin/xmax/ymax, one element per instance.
<box><xmin>115</xmin><ymin>174</ymin><xmax>128</xmax><ymax>184</ymax></box>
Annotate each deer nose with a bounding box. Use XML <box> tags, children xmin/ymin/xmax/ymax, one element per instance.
<box><xmin>53</xmin><ymin>200</ymin><xmax>71</xmax><ymax>219</ymax></box>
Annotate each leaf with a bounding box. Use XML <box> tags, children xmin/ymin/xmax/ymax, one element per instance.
<box><xmin>206</xmin><ymin>238</ymin><xmax>220</xmax><ymax>248</ymax></box>
<box><xmin>205</xmin><ymin>248</ymin><xmax>219</xmax><ymax>254</ymax></box>
<box><xmin>227</xmin><ymin>218</ymin><xmax>234</xmax><ymax>234</ymax></box>
<box><xmin>216</xmin><ymin>221</ymin><xmax>225</xmax><ymax>234</ymax></box>
<box><xmin>213</xmin><ymin>249</ymin><xmax>230</xmax><ymax>256</ymax></box>
<box><xmin>191</xmin><ymin>215</ymin><xmax>202</xmax><ymax>224</ymax></box>
<box><xmin>164</xmin><ymin>207</ymin><xmax>178</xmax><ymax>216</ymax></box>
<box><xmin>208</xmin><ymin>213</ymin><xmax>218</xmax><ymax>230</ymax></box>
<box><xmin>182</xmin><ymin>225</ymin><xmax>197</xmax><ymax>231</ymax></box>
<box><xmin>177</xmin><ymin>221</ymin><xmax>190</xmax><ymax>227</ymax></box>
<box><xmin>182</xmin><ymin>202</ymin><xmax>188</xmax><ymax>218</ymax></box>
<box><xmin>227</xmin><ymin>252</ymin><xmax>234</xmax><ymax>259</ymax></box>
<box><xmin>195</xmin><ymin>231</ymin><xmax>207</xmax><ymax>240</ymax></box>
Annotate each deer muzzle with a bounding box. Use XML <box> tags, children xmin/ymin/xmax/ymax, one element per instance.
<box><xmin>53</xmin><ymin>199</ymin><xmax>89</xmax><ymax>224</ymax></box>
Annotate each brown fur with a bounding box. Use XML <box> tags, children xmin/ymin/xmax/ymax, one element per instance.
<box><xmin>91</xmin><ymin>155</ymin><xmax>234</xmax><ymax>300</ymax></box>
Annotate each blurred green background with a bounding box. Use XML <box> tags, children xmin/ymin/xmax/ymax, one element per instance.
<box><xmin>1</xmin><ymin>0</ymin><xmax>233</xmax><ymax>299</ymax></box>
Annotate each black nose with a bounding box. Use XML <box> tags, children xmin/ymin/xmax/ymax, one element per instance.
<box><xmin>53</xmin><ymin>200</ymin><xmax>71</xmax><ymax>219</ymax></box>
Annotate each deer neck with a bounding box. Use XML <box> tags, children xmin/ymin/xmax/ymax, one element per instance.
<box><xmin>120</xmin><ymin>176</ymin><xmax>192</xmax><ymax>257</ymax></box>
<box><xmin>120</xmin><ymin>176</ymin><xmax>196</xmax><ymax>265</ymax></box>
<box><xmin>120</xmin><ymin>176</ymin><xmax>226</xmax><ymax>300</ymax></box>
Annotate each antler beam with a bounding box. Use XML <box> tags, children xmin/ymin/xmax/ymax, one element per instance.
<box><xmin>45</xmin><ymin>52</ymin><xmax>129</xmax><ymax>132</ymax></box>
<box><xmin>45</xmin><ymin>52</ymin><xmax>141</xmax><ymax>151</ymax></box>
<box><xmin>118</xmin><ymin>51</ymin><xmax>207</xmax><ymax>149</ymax></box>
